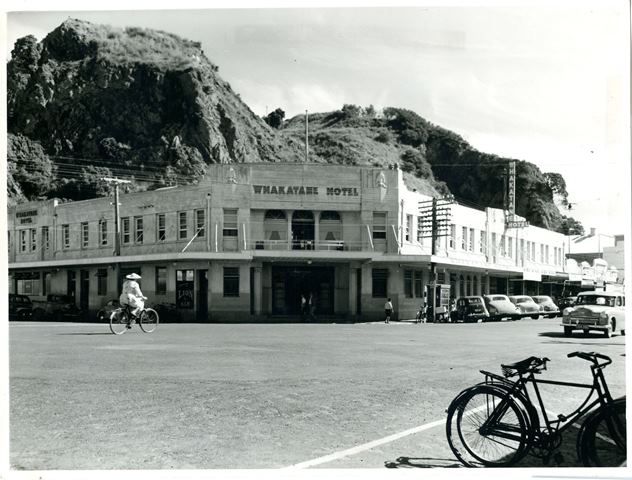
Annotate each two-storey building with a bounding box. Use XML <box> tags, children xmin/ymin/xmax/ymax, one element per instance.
<box><xmin>8</xmin><ymin>163</ymin><xmax>570</xmax><ymax>322</ymax></box>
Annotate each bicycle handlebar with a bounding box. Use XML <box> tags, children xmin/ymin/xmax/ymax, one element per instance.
<box><xmin>567</xmin><ymin>351</ymin><xmax>612</xmax><ymax>367</ymax></box>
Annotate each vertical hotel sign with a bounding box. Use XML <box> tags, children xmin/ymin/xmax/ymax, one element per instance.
<box><xmin>507</xmin><ymin>161</ymin><xmax>516</xmax><ymax>215</ymax></box>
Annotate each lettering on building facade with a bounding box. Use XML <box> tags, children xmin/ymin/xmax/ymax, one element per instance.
<box><xmin>252</xmin><ymin>185</ymin><xmax>360</xmax><ymax>196</ymax></box>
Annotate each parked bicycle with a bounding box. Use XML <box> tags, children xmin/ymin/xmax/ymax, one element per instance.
<box><xmin>446</xmin><ymin>351</ymin><xmax>626</xmax><ymax>467</ymax></box>
<box><xmin>109</xmin><ymin>305</ymin><xmax>159</xmax><ymax>335</ymax></box>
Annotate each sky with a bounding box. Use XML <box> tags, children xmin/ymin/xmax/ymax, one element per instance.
<box><xmin>3</xmin><ymin>0</ymin><xmax>630</xmax><ymax>236</ymax></box>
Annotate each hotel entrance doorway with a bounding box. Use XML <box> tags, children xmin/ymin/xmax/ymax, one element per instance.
<box><xmin>271</xmin><ymin>266</ymin><xmax>334</xmax><ymax>316</ymax></box>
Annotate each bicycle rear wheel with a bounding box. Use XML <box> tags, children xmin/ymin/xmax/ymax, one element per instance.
<box><xmin>109</xmin><ymin>309</ymin><xmax>129</xmax><ymax>335</ymax></box>
<box><xmin>447</xmin><ymin>385</ymin><xmax>529</xmax><ymax>467</ymax></box>
<box><xmin>139</xmin><ymin>308</ymin><xmax>159</xmax><ymax>333</ymax></box>
<box><xmin>578</xmin><ymin>398</ymin><xmax>626</xmax><ymax>467</ymax></box>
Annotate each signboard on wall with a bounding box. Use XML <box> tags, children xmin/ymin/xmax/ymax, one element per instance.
<box><xmin>176</xmin><ymin>269</ymin><xmax>194</xmax><ymax>309</ymax></box>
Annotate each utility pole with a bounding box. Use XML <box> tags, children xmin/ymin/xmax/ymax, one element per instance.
<box><xmin>418</xmin><ymin>194</ymin><xmax>454</xmax><ymax>322</ymax></box>
<box><xmin>305</xmin><ymin>110</ymin><xmax>309</xmax><ymax>163</ymax></box>
<box><xmin>102</xmin><ymin>177</ymin><xmax>131</xmax><ymax>256</ymax></box>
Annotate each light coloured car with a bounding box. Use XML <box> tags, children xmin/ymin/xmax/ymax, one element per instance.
<box><xmin>509</xmin><ymin>295</ymin><xmax>541</xmax><ymax>319</ymax></box>
<box><xmin>483</xmin><ymin>295</ymin><xmax>521</xmax><ymax>321</ymax></box>
<box><xmin>531</xmin><ymin>295</ymin><xmax>560</xmax><ymax>318</ymax></box>
<box><xmin>562</xmin><ymin>291</ymin><xmax>626</xmax><ymax>338</ymax></box>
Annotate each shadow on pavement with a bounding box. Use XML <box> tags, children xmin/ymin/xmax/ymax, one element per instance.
<box><xmin>384</xmin><ymin>456</ymin><xmax>462</xmax><ymax>468</ymax></box>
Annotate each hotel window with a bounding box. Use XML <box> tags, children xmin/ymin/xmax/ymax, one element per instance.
<box><xmin>372</xmin><ymin>268</ymin><xmax>388</xmax><ymax>298</ymax></box>
<box><xmin>20</xmin><ymin>230</ymin><xmax>27</xmax><ymax>252</ymax></box>
<box><xmin>491</xmin><ymin>232</ymin><xmax>497</xmax><ymax>257</ymax></box>
<box><xmin>62</xmin><ymin>224</ymin><xmax>70</xmax><ymax>249</ymax></box>
<box><xmin>27</xmin><ymin>228</ymin><xmax>36</xmax><ymax>252</ymax></box>
<box><xmin>134</xmin><ymin>216</ymin><xmax>144</xmax><ymax>244</ymax></box>
<box><xmin>156</xmin><ymin>267</ymin><xmax>167</xmax><ymax>295</ymax></box>
<box><xmin>97</xmin><ymin>269</ymin><xmax>107</xmax><ymax>296</ymax></box>
<box><xmin>81</xmin><ymin>222</ymin><xmax>89</xmax><ymax>248</ymax></box>
<box><xmin>156</xmin><ymin>214</ymin><xmax>166</xmax><ymax>242</ymax></box>
<box><xmin>223</xmin><ymin>209</ymin><xmax>238</xmax><ymax>237</ymax></box>
<box><xmin>449</xmin><ymin>224</ymin><xmax>456</xmax><ymax>249</ymax></box>
<box><xmin>545</xmin><ymin>245</ymin><xmax>550</xmax><ymax>264</ymax></box>
<box><xmin>404</xmin><ymin>270</ymin><xmax>413</xmax><ymax>298</ymax></box>
<box><xmin>100</xmin><ymin>220</ymin><xmax>108</xmax><ymax>246</ymax></box>
<box><xmin>469</xmin><ymin>228</ymin><xmax>475</xmax><ymax>251</ymax></box>
<box><xmin>179</xmin><ymin>212</ymin><xmax>188</xmax><ymax>240</ymax></box>
<box><xmin>42</xmin><ymin>226</ymin><xmax>49</xmax><ymax>250</ymax></box>
<box><xmin>520</xmin><ymin>239</ymin><xmax>525</xmax><ymax>261</ymax></box>
<box><xmin>405</xmin><ymin>215</ymin><xmax>413</xmax><ymax>242</ymax></box>
<box><xmin>479</xmin><ymin>230</ymin><xmax>486</xmax><ymax>254</ymax></box>
<box><xmin>121</xmin><ymin>217</ymin><xmax>130</xmax><ymax>244</ymax></box>
<box><xmin>526</xmin><ymin>241</ymin><xmax>531</xmax><ymax>261</ymax></box>
<box><xmin>461</xmin><ymin>227</ymin><xmax>467</xmax><ymax>250</ymax></box>
<box><xmin>195</xmin><ymin>209</ymin><xmax>205</xmax><ymax>238</ymax></box>
<box><xmin>223</xmin><ymin>267</ymin><xmax>240</xmax><ymax>297</ymax></box>
<box><xmin>416</xmin><ymin>216</ymin><xmax>424</xmax><ymax>244</ymax></box>
<box><xmin>372</xmin><ymin>212</ymin><xmax>387</xmax><ymax>240</ymax></box>
<box><xmin>500</xmin><ymin>235</ymin><xmax>506</xmax><ymax>256</ymax></box>
<box><xmin>540</xmin><ymin>244</ymin><xmax>544</xmax><ymax>263</ymax></box>
<box><xmin>508</xmin><ymin>237</ymin><xmax>513</xmax><ymax>258</ymax></box>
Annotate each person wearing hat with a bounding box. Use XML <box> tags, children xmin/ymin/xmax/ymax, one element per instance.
<box><xmin>119</xmin><ymin>273</ymin><xmax>147</xmax><ymax>318</ymax></box>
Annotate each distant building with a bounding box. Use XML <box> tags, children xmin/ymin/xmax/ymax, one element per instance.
<box><xmin>603</xmin><ymin>235</ymin><xmax>625</xmax><ymax>283</ymax></box>
<box><xmin>8</xmin><ymin>163</ymin><xmax>582</xmax><ymax>322</ymax></box>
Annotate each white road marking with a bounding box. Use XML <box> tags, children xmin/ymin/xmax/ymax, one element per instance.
<box><xmin>282</xmin><ymin>405</ymin><xmax>488</xmax><ymax>469</ymax></box>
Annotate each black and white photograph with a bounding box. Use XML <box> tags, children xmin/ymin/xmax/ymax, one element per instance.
<box><xmin>3</xmin><ymin>0</ymin><xmax>630</xmax><ymax>477</ymax></box>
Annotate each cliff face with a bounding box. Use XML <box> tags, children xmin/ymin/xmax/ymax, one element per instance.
<box><xmin>7</xmin><ymin>19</ymin><xmax>304</xmax><ymax>193</ymax></box>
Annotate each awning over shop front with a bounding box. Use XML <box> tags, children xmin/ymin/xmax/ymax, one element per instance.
<box><xmin>523</xmin><ymin>271</ymin><xmax>542</xmax><ymax>282</ymax></box>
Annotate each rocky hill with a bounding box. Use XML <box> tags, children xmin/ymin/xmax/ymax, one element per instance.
<box><xmin>6</xmin><ymin>19</ymin><xmax>582</xmax><ymax>233</ymax></box>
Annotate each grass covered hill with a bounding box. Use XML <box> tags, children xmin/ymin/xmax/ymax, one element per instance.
<box><xmin>7</xmin><ymin>19</ymin><xmax>582</xmax><ymax>233</ymax></box>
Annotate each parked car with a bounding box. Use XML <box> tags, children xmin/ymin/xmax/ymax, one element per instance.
<box><xmin>509</xmin><ymin>295</ymin><xmax>541</xmax><ymax>319</ymax></box>
<box><xmin>9</xmin><ymin>294</ymin><xmax>33</xmax><ymax>321</ymax></box>
<box><xmin>31</xmin><ymin>294</ymin><xmax>82</xmax><ymax>321</ymax></box>
<box><xmin>96</xmin><ymin>299</ymin><xmax>120</xmax><ymax>322</ymax></box>
<box><xmin>562</xmin><ymin>291</ymin><xmax>626</xmax><ymax>338</ymax></box>
<box><xmin>558</xmin><ymin>296</ymin><xmax>577</xmax><ymax>312</ymax></box>
<box><xmin>450</xmin><ymin>296</ymin><xmax>490</xmax><ymax>323</ymax></box>
<box><xmin>152</xmin><ymin>303</ymin><xmax>182</xmax><ymax>323</ymax></box>
<box><xmin>531</xmin><ymin>295</ymin><xmax>560</xmax><ymax>318</ymax></box>
<box><xmin>483</xmin><ymin>295</ymin><xmax>521</xmax><ymax>321</ymax></box>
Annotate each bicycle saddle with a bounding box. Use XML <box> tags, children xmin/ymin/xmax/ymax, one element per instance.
<box><xmin>501</xmin><ymin>356</ymin><xmax>549</xmax><ymax>376</ymax></box>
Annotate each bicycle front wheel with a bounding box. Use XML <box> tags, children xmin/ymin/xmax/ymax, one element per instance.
<box><xmin>139</xmin><ymin>308</ymin><xmax>159</xmax><ymax>333</ymax></box>
<box><xmin>109</xmin><ymin>309</ymin><xmax>128</xmax><ymax>335</ymax></box>
<box><xmin>448</xmin><ymin>385</ymin><xmax>529</xmax><ymax>467</ymax></box>
<box><xmin>578</xmin><ymin>397</ymin><xmax>626</xmax><ymax>467</ymax></box>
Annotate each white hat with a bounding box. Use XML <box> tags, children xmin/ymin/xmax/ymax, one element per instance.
<box><xmin>125</xmin><ymin>273</ymin><xmax>141</xmax><ymax>280</ymax></box>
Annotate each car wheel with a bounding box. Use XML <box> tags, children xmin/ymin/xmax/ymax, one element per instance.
<box><xmin>603</xmin><ymin>319</ymin><xmax>614</xmax><ymax>338</ymax></box>
<box><xmin>583</xmin><ymin>330</ymin><xmax>590</xmax><ymax>336</ymax></box>
<box><xmin>32</xmin><ymin>309</ymin><xmax>45</xmax><ymax>322</ymax></box>
<box><xmin>564</xmin><ymin>327</ymin><xmax>573</xmax><ymax>337</ymax></box>
<box><xmin>622</xmin><ymin>329</ymin><xmax>626</xmax><ymax>336</ymax></box>
<box><xmin>531</xmin><ymin>315</ymin><xmax>539</xmax><ymax>320</ymax></box>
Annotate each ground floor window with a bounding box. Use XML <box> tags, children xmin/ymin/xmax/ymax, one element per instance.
<box><xmin>223</xmin><ymin>267</ymin><xmax>240</xmax><ymax>297</ymax></box>
<box><xmin>97</xmin><ymin>269</ymin><xmax>107</xmax><ymax>295</ymax></box>
<box><xmin>414</xmin><ymin>271</ymin><xmax>423</xmax><ymax>297</ymax></box>
<box><xmin>404</xmin><ymin>270</ymin><xmax>413</xmax><ymax>298</ymax></box>
<box><xmin>372</xmin><ymin>268</ymin><xmax>388</xmax><ymax>298</ymax></box>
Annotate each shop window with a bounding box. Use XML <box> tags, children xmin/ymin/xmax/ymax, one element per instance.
<box><xmin>134</xmin><ymin>216</ymin><xmax>144</xmax><ymax>244</ymax></box>
<box><xmin>97</xmin><ymin>269</ymin><xmax>107</xmax><ymax>296</ymax></box>
<box><xmin>223</xmin><ymin>267</ymin><xmax>240</xmax><ymax>297</ymax></box>
<box><xmin>195</xmin><ymin>209</ymin><xmax>205</xmax><ymax>238</ymax></box>
<box><xmin>156</xmin><ymin>267</ymin><xmax>167</xmax><ymax>295</ymax></box>
<box><xmin>179</xmin><ymin>212</ymin><xmax>188</xmax><ymax>240</ymax></box>
<box><xmin>404</xmin><ymin>270</ymin><xmax>413</xmax><ymax>298</ymax></box>
<box><xmin>122</xmin><ymin>217</ymin><xmax>131</xmax><ymax>244</ymax></box>
<box><xmin>372</xmin><ymin>212</ymin><xmax>387</xmax><ymax>240</ymax></box>
<box><xmin>223</xmin><ymin>209</ymin><xmax>238</xmax><ymax>237</ymax></box>
<box><xmin>372</xmin><ymin>268</ymin><xmax>388</xmax><ymax>298</ymax></box>
<box><xmin>156</xmin><ymin>214</ymin><xmax>166</xmax><ymax>242</ymax></box>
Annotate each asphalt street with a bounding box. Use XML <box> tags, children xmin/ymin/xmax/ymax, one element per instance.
<box><xmin>9</xmin><ymin>316</ymin><xmax>627</xmax><ymax>470</ymax></box>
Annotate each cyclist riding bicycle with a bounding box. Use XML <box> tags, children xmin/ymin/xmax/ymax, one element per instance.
<box><xmin>119</xmin><ymin>273</ymin><xmax>147</xmax><ymax>321</ymax></box>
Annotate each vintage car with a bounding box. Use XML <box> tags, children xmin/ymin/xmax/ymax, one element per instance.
<box><xmin>96</xmin><ymin>299</ymin><xmax>121</xmax><ymax>322</ymax></box>
<box><xmin>531</xmin><ymin>295</ymin><xmax>560</xmax><ymax>318</ymax></box>
<box><xmin>557</xmin><ymin>296</ymin><xmax>577</xmax><ymax>311</ymax></box>
<box><xmin>9</xmin><ymin>294</ymin><xmax>33</xmax><ymax>321</ymax></box>
<box><xmin>483</xmin><ymin>295</ymin><xmax>521</xmax><ymax>321</ymax></box>
<box><xmin>562</xmin><ymin>291</ymin><xmax>626</xmax><ymax>338</ymax></box>
<box><xmin>31</xmin><ymin>294</ymin><xmax>82</xmax><ymax>321</ymax></box>
<box><xmin>450</xmin><ymin>296</ymin><xmax>490</xmax><ymax>323</ymax></box>
<box><xmin>509</xmin><ymin>295</ymin><xmax>541</xmax><ymax>319</ymax></box>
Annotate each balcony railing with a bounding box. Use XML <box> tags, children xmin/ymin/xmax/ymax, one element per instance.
<box><xmin>248</xmin><ymin>239</ymin><xmax>366</xmax><ymax>252</ymax></box>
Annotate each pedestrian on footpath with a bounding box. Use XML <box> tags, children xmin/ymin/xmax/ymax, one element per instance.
<box><xmin>384</xmin><ymin>298</ymin><xmax>393</xmax><ymax>323</ymax></box>
<box><xmin>300</xmin><ymin>294</ymin><xmax>307</xmax><ymax>322</ymax></box>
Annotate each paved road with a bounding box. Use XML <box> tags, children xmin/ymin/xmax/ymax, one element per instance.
<box><xmin>9</xmin><ymin>317</ymin><xmax>626</xmax><ymax>470</ymax></box>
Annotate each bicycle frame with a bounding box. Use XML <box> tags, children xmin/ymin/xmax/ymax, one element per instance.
<box><xmin>480</xmin><ymin>362</ymin><xmax>617</xmax><ymax>446</ymax></box>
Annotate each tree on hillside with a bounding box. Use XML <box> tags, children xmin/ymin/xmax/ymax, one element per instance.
<box><xmin>264</xmin><ymin>108</ymin><xmax>285</xmax><ymax>128</ymax></box>
<box><xmin>7</xmin><ymin>133</ymin><xmax>56</xmax><ymax>200</ymax></box>
<box><xmin>558</xmin><ymin>215</ymin><xmax>585</xmax><ymax>235</ymax></box>
<box><xmin>544</xmin><ymin>172</ymin><xmax>569</xmax><ymax>205</ymax></box>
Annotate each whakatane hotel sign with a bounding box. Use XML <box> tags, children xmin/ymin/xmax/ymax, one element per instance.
<box><xmin>252</xmin><ymin>185</ymin><xmax>360</xmax><ymax>197</ymax></box>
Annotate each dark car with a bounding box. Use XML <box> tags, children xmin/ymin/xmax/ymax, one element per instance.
<box><xmin>558</xmin><ymin>296</ymin><xmax>577</xmax><ymax>313</ymax></box>
<box><xmin>450</xmin><ymin>296</ymin><xmax>490</xmax><ymax>323</ymax></box>
<box><xmin>9</xmin><ymin>294</ymin><xmax>33</xmax><ymax>321</ymax></box>
<box><xmin>96</xmin><ymin>299</ymin><xmax>120</xmax><ymax>322</ymax></box>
